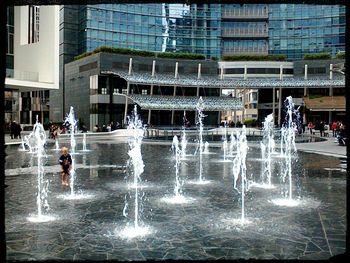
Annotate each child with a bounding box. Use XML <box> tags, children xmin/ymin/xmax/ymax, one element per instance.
<box><xmin>59</xmin><ymin>147</ymin><xmax>72</xmax><ymax>186</ymax></box>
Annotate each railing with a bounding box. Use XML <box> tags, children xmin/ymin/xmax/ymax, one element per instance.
<box><xmin>6</xmin><ymin>69</ymin><xmax>39</xmax><ymax>82</ymax></box>
<box><xmin>144</xmin><ymin>127</ymin><xmax>321</xmax><ymax>143</ymax></box>
<box><xmin>222</xmin><ymin>8</ymin><xmax>268</xmax><ymax>19</ymax></box>
<box><xmin>222</xmin><ymin>47</ymin><xmax>268</xmax><ymax>56</ymax></box>
<box><xmin>222</xmin><ymin>28</ymin><xmax>268</xmax><ymax>38</ymax></box>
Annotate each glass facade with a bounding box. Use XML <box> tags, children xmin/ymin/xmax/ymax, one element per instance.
<box><xmin>77</xmin><ymin>3</ymin><xmax>221</xmax><ymax>59</ymax></box>
<box><xmin>6</xmin><ymin>7</ymin><xmax>14</xmax><ymax>73</ymax></box>
<box><xmin>269</xmin><ymin>4</ymin><xmax>345</xmax><ymax>60</ymax></box>
<box><xmin>221</xmin><ymin>4</ymin><xmax>269</xmax><ymax>56</ymax></box>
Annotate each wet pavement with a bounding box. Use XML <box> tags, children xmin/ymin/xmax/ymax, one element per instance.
<box><xmin>5</xmin><ymin>139</ymin><xmax>346</xmax><ymax>260</ymax></box>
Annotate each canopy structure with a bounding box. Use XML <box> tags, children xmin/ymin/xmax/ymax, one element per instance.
<box><xmin>127</xmin><ymin>94</ymin><xmax>243</xmax><ymax>111</ymax></box>
<box><xmin>303</xmin><ymin>96</ymin><xmax>345</xmax><ymax>111</ymax></box>
<box><xmin>102</xmin><ymin>70</ymin><xmax>344</xmax><ymax>88</ymax></box>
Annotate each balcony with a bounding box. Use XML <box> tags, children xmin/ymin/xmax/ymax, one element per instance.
<box><xmin>222</xmin><ymin>8</ymin><xmax>268</xmax><ymax>19</ymax></box>
<box><xmin>222</xmin><ymin>47</ymin><xmax>268</xmax><ymax>56</ymax></box>
<box><xmin>6</xmin><ymin>69</ymin><xmax>39</xmax><ymax>82</ymax></box>
<box><xmin>222</xmin><ymin>28</ymin><xmax>268</xmax><ymax>38</ymax></box>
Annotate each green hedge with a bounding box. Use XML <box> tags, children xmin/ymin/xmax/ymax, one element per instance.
<box><xmin>74</xmin><ymin>46</ymin><xmax>205</xmax><ymax>61</ymax></box>
<box><xmin>243</xmin><ymin>118</ymin><xmax>258</xmax><ymax>127</ymax></box>
<box><xmin>221</xmin><ymin>54</ymin><xmax>286</xmax><ymax>61</ymax></box>
<box><xmin>336</xmin><ymin>51</ymin><xmax>345</xmax><ymax>59</ymax></box>
<box><xmin>156</xmin><ymin>52</ymin><xmax>205</xmax><ymax>60</ymax></box>
<box><xmin>74</xmin><ymin>51</ymin><xmax>93</xmax><ymax>61</ymax></box>
<box><xmin>303</xmin><ymin>52</ymin><xmax>331</xmax><ymax>60</ymax></box>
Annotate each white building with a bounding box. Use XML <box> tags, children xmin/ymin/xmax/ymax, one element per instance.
<box><xmin>5</xmin><ymin>5</ymin><xmax>59</xmax><ymax>126</ymax></box>
<box><xmin>219</xmin><ymin>61</ymin><xmax>293</xmax><ymax>124</ymax></box>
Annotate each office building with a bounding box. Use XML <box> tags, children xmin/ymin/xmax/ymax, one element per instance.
<box><xmin>221</xmin><ymin>4</ymin><xmax>269</xmax><ymax>57</ymax></box>
<box><xmin>5</xmin><ymin>6</ymin><xmax>59</xmax><ymax>128</ymax></box>
<box><xmin>269</xmin><ymin>4</ymin><xmax>346</xmax><ymax>60</ymax></box>
<box><xmin>49</xmin><ymin>3</ymin><xmax>346</xmax><ymax>125</ymax></box>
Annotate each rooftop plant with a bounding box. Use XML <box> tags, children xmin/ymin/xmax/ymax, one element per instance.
<box><xmin>74</xmin><ymin>46</ymin><xmax>205</xmax><ymax>61</ymax></box>
<box><xmin>221</xmin><ymin>54</ymin><xmax>286</xmax><ymax>61</ymax></box>
<box><xmin>303</xmin><ymin>52</ymin><xmax>331</xmax><ymax>60</ymax></box>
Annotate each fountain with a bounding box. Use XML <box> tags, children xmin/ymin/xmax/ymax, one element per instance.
<box><xmin>5</xmin><ymin>106</ymin><xmax>346</xmax><ymax>260</ymax></box>
<box><xmin>27</xmin><ymin>116</ymin><xmax>55</xmax><ymax>222</ymax></box>
<box><xmin>55</xmin><ymin>139</ymin><xmax>59</xmax><ymax>151</ymax></box>
<box><xmin>222</xmin><ymin>121</ymin><xmax>228</xmax><ymax>161</ymax></box>
<box><xmin>19</xmin><ymin>138</ymin><xmax>26</xmax><ymax>151</ymax></box>
<box><xmin>24</xmin><ymin>133</ymin><xmax>37</xmax><ymax>154</ymax></box>
<box><xmin>256</xmin><ymin>114</ymin><xmax>275</xmax><ymax>189</ymax></box>
<box><xmin>119</xmin><ymin>105</ymin><xmax>151</xmax><ymax>239</ymax></box>
<box><xmin>203</xmin><ymin>141</ymin><xmax>209</xmax><ymax>154</ymax></box>
<box><xmin>82</xmin><ymin>133</ymin><xmax>89</xmax><ymax>152</ymax></box>
<box><xmin>194</xmin><ymin>97</ymin><xmax>209</xmax><ymax>184</ymax></box>
<box><xmin>161</xmin><ymin>136</ymin><xmax>194</xmax><ymax>204</ymax></box>
<box><xmin>181</xmin><ymin>111</ymin><xmax>188</xmax><ymax>159</ymax></box>
<box><xmin>172</xmin><ymin>136</ymin><xmax>183</xmax><ymax>198</ymax></box>
<box><xmin>272</xmin><ymin>96</ymin><xmax>300</xmax><ymax>206</ymax></box>
<box><xmin>232</xmin><ymin>125</ymin><xmax>250</xmax><ymax>223</ymax></box>
<box><xmin>229</xmin><ymin>132</ymin><xmax>236</xmax><ymax>156</ymax></box>
<box><xmin>279</xmin><ymin>128</ymin><xmax>286</xmax><ymax>157</ymax></box>
<box><xmin>65</xmin><ymin>106</ymin><xmax>78</xmax><ymax>196</ymax></box>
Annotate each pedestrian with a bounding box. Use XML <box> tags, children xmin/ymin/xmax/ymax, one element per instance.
<box><xmin>59</xmin><ymin>147</ymin><xmax>72</xmax><ymax>186</ymax></box>
<box><xmin>93</xmin><ymin>124</ymin><xmax>101</xmax><ymax>132</ymax></box>
<box><xmin>107</xmin><ymin>124</ymin><xmax>111</xmax><ymax>132</ymax></box>
<box><xmin>17</xmin><ymin>123</ymin><xmax>22</xmax><ymax>139</ymax></box>
<box><xmin>331</xmin><ymin>121</ymin><xmax>337</xmax><ymax>137</ymax></box>
<box><xmin>102</xmin><ymin>125</ymin><xmax>107</xmax><ymax>132</ymax></box>
<box><xmin>308</xmin><ymin>121</ymin><xmax>314</xmax><ymax>135</ymax></box>
<box><xmin>10</xmin><ymin>121</ymin><xmax>16</xmax><ymax>139</ymax></box>
<box><xmin>319</xmin><ymin>121</ymin><xmax>325</xmax><ymax>137</ymax></box>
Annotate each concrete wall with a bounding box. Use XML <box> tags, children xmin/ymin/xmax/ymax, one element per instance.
<box><xmin>99</xmin><ymin>53</ymin><xmax>217</xmax><ymax>76</ymax></box>
<box><xmin>14</xmin><ymin>6</ymin><xmax>59</xmax><ymax>87</ymax></box>
<box><xmin>293</xmin><ymin>59</ymin><xmax>345</xmax><ymax>76</ymax></box>
<box><xmin>64</xmin><ymin>53</ymin><xmax>100</xmax><ymax>127</ymax></box>
<box><xmin>219</xmin><ymin>61</ymin><xmax>294</xmax><ymax>78</ymax></box>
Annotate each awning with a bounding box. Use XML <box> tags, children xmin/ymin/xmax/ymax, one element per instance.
<box><xmin>102</xmin><ymin>70</ymin><xmax>344</xmax><ymax>88</ymax></box>
<box><xmin>127</xmin><ymin>94</ymin><xmax>243</xmax><ymax>111</ymax></box>
<box><xmin>303</xmin><ymin>96</ymin><xmax>345</xmax><ymax>111</ymax></box>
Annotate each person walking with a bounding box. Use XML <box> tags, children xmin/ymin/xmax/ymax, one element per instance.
<box><xmin>59</xmin><ymin>147</ymin><xmax>72</xmax><ymax>186</ymax></box>
<box><xmin>10</xmin><ymin>121</ymin><xmax>16</xmax><ymax>139</ymax></box>
<box><xmin>331</xmin><ymin>121</ymin><xmax>337</xmax><ymax>137</ymax></box>
<box><xmin>319</xmin><ymin>121</ymin><xmax>325</xmax><ymax>137</ymax></box>
<box><xmin>308</xmin><ymin>121</ymin><xmax>314</xmax><ymax>135</ymax></box>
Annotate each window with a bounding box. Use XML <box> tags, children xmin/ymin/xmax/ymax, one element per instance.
<box><xmin>225</xmin><ymin>68</ymin><xmax>244</xmax><ymax>74</ymax></box>
<box><xmin>28</xmin><ymin>5</ymin><xmax>40</xmax><ymax>44</ymax></box>
<box><xmin>100</xmin><ymin>88</ymin><xmax>107</xmax><ymax>95</ymax></box>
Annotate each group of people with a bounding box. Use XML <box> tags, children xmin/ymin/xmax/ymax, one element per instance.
<box><xmin>307</xmin><ymin>120</ymin><xmax>345</xmax><ymax>137</ymax></box>
<box><xmin>10</xmin><ymin>121</ymin><xmax>22</xmax><ymax>139</ymax></box>
<box><xmin>307</xmin><ymin>120</ymin><xmax>347</xmax><ymax>145</ymax></box>
<box><xmin>93</xmin><ymin>121</ymin><xmax>121</xmax><ymax>132</ymax></box>
<box><xmin>48</xmin><ymin>123</ymin><xmax>65</xmax><ymax>140</ymax></box>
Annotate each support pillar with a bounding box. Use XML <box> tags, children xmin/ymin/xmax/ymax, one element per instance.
<box><xmin>242</xmin><ymin>88</ymin><xmax>246</xmax><ymax>123</ymax></box>
<box><xmin>329</xmin><ymin>82</ymin><xmax>333</xmax><ymax>124</ymax></box>
<box><xmin>278</xmin><ymin>87</ymin><xmax>282</xmax><ymax>127</ymax></box>
<box><xmin>304</xmin><ymin>64</ymin><xmax>308</xmax><ymax>96</ymax></box>
<box><xmin>29</xmin><ymin>110</ymin><xmax>32</xmax><ymax>125</ymax></box>
<box><xmin>123</xmin><ymin>58</ymin><xmax>133</xmax><ymax>126</ymax></box>
<box><xmin>272</xmin><ymin>87</ymin><xmax>276</xmax><ymax>126</ymax></box>
<box><xmin>148</xmin><ymin>84</ymin><xmax>153</xmax><ymax>125</ymax></box>
<box><xmin>123</xmin><ymin>82</ymin><xmax>130</xmax><ymax>126</ymax></box>
<box><xmin>171</xmin><ymin>86</ymin><xmax>176</xmax><ymax>125</ymax></box>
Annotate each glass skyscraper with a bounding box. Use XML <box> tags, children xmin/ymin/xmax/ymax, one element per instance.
<box><xmin>77</xmin><ymin>3</ymin><xmax>221</xmax><ymax>59</ymax></box>
<box><xmin>269</xmin><ymin>4</ymin><xmax>345</xmax><ymax>60</ymax></box>
<box><xmin>221</xmin><ymin>4</ymin><xmax>269</xmax><ymax>56</ymax></box>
